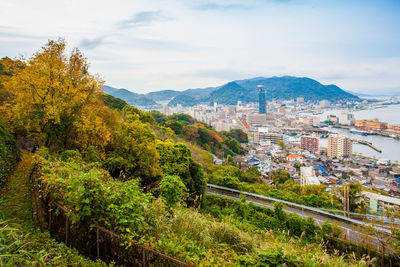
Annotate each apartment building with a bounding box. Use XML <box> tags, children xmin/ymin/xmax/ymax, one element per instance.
<box><xmin>300</xmin><ymin>135</ymin><xmax>319</xmax><ymax>152</ymax></box>
<box><xmin>327</xmin><ymin>134</ymin><xmax>352</xmax><ymax>159</ymax></box>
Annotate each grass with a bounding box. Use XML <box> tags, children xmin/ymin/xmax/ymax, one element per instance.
<box><xmin>0</xmin><ymin>151</ymin><xmax>107</xmax><ymax>266</ymax></box>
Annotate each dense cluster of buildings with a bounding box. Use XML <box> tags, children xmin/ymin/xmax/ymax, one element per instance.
<box><xmin>156</xmin><ymin>87</ymin><xmax>400</xmax><ymax>215</ymax></box>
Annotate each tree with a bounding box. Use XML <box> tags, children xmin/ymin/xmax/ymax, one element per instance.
<box><xmin>278</xmin><ymin>141</ymin><xmax>286</xmax><ymax>149</ymax></box>
<box><xmin>240</xmin><ymin>167</ymin><xmax>261</xmax><ymax>183</ymax></box>
<box><xmin>159</xmin><ymin>175</ymin><xmax>188</xmax><ymax>207</ymax></box>
<box><xmin>339</xmin><ymin>183</ymin><xmax>362</xmax><ymax>212</ymax></box>
<box><xmin>226</xmin><ymin>154</ymin><xmax>236</xmax><ymax>166</ymax></box>
<box><xmin>100</xmin><ymin>94</ymin><xmax>127</xmax><ymax>110</ymax></box>
<box><xmin>0</xmin><ymin>39</ymin><xmax>112</xmax><ymax>152</ymax></box>
<box><xmin>224</xmin><ymin>136</ymin><xmax>244</xmax><ymax>155</ymax></box>
<box><xmin>157</xmin><ymin>140</ymin><xmax>206</xmax><ymax>205</ymax></box>
<box><xmin>221</xmin><ymin>129</ymin><xmax>248</xmax><ymax>143</ymax></box>
<box><xmin>104</xmin><ymin>120</ymin><xmax>161</xmax><ymax>183</ymax></box>
<box><xmin>271</xmin><ymin>170</ymin><xmax>290</xmax><ymax>184</ymax></box>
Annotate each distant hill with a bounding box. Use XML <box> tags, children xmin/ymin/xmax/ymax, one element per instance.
<box><xmin>145</xmin><ymin>86</ymin><xmax>217</xmax><ymax>101</ymax></box>
<box><xmin>166</xmin><ymin>76</ymin><xmax>359</xmax><ymax>106</ymax></box>
<box><xmin>204</xmin><ymin>82</ymin><xmax>251</xmax><ymax>105</ymax></box>
<box><xmin>105</xmin><ymin>76</ymin><xmax>359</xmax><ymax>107</ymax></box>
<box><xmin>103</xmin><ymin>85</ymin><xmax>158</xmax><ymax>106</ymax></box>
<box><xmin>233</xmin><ymin>76</ymin><xmax>358</xmax><ymax>102</ymax></box>
<box><xmin>168</xmin><ymin>95</ymin><xmax>200</xmax><ymax>107</ymax></box>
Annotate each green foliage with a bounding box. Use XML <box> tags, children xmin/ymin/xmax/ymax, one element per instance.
<box><xmin>159</xmin><ymin>175</ymin><xmax>188</xmax><ymax>207</ymax></box>
<box><xmin>224</xmin><ymin>136</ymin><xmax>244</xmax><ymax>155</ymax></box>
<box><xmin>271</xmin><ymin>170</ymin><xmax>290</xmax><ymax>184</ymax></box>
<box><xmin>36</xmin><ymin>146</ymin><xmax>368</xmax><ymax>266</ymax></box>
<box><xmin>220</xmin><ymin>129</ymin><xmax>248</xmax><ymax>143</ymax></box>
<box><xmin>0</xmin><ymin>220</ymin><xmax>106</xmax><ymax>266</ymax></box>
<box><xmin>100</xmin><ymin>93</ymin><xmax>127</xmax><ymax>110</ymax></box>
<box><xmin>207</xmin><ymin>165</ymin><xmax>342</xmax><ymax>209</ymax></box>
<box><xmin>240</xmin><ymin>167</ymin><xmax>261</xmax><ymax>183</ymax></box>
<box><xmin>157</xmin><ymin>140</ymin><xmax>206</xmax><ymax>205</ymax></box>
<box><xmin>0</xmin><ymin>121</ymin><xmax>19</xmax><ymax>186</ymax></box>
<box><xmin>123</xmin><ymin>105</ymin><xmax>154</xmax><ymax>124</ymax></box>
<box><xmin>84</xmin><ymin>145</ymin><xmax>102</xmax><ymax>163</ymax></box>
<box><xmin>226</xmin><ymin>154</ymin><xmax>236</xmax><ymax>166</ymax></box>
<box><xmin>104</xmin><ymin>120</ymin><xmax>161</xmax><ymax>182</ymax></box>
<box><xmin>60</xmin><ymin>150</ymin><xmax>82</xmax><ymax>162</ymax></box>
<box><xmin>150</xmin><ymin>112</ymin><xmax>244</xmax><ymax>158</ymax></box>
<box><xmin>339</xmin><ymin>183</ymin><xmax>362</xmax><ymax>212</ymax></box>
<box><xmin>203</xmin><ymin>194</ymin><xmax>342</xmax><ymax>245</ymax></box>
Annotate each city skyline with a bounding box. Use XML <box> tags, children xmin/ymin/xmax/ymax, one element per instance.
<box><xmin>1</xmin><ymin>0</ymin><xmax>399</xmax><ymax>94</ymax></box>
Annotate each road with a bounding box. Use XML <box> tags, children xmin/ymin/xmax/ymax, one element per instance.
<box><xmin>206</xmin><ymin>187</ymin><xmax>389</xmax><ymax>249</ymax></box>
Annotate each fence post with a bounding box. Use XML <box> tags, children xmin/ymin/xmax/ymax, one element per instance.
<box><xmin>65</xmin><ymin>216</ymin><xmax>69</xmax><ymax>245</ymax></box>
<box><xmin>97</xmin><ymin>228</ymin><xmax>100</xmax><ymax>259</ymax></box>
<box><xmin>142</xmin><ymin>247</ymin><xmax>146</xmax><ymax>266</ymax></box>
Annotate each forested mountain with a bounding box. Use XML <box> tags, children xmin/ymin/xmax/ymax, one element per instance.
<box><xmin>233</xmin><ymin>76</ymin><xmax>358</xmax><ymax>102</ymax></box>
<box><xmin>103</xmin><ymin>85</ymin><xmax>157</xmax><ymax>106</ymax></box>
<box><xmin>204</xmin><ymin>81</ymin><xmax>251</xmax><ymax>105</ymax></box>
<box><xmin>105</xmin><ymin>76</ymin><xmax>358</xmax><ymax>107</ymax></box>
<box><xmin>167</xmin><ymin>94</ymin><xmax>200</xmax><ymax>107</ymax></box>
<box><xmin>166</xmin><ymin>76</ymin><xmax>358</xmax><ymax>106</ymax></box>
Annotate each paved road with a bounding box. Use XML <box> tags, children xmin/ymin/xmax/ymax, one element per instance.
<box><xmin>206</xmin><ymin>187</ymin><xmax>387</xmax><ymax>249</ymax></box>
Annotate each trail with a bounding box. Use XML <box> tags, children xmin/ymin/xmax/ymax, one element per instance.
<box><xmin>0</xmin><ymin>151</ymin><xmax>35</xmax><ymax>227</ymax></box>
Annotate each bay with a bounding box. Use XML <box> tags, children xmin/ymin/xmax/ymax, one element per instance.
<box><xmin>317</xmin><ymin>104</ymin><xmax>400</xmax><ymax>162</ymax></box>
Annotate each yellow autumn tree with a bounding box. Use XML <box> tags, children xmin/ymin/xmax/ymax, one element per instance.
<box><xmin>0</xmin><ymin>38</ymin><xmax>114</xmax><ymax>151</ymax></box>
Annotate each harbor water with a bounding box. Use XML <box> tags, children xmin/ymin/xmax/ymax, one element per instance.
<box><xmin>318</xmin><ymin>104</ymin><xmax>400</xmax><ymax>162</ymax></box>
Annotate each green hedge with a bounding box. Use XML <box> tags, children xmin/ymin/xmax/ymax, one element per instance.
<box><xmin>0</xmin><ymin>121</ymin><xmax>19</xmax><ymax>186</ymax></box>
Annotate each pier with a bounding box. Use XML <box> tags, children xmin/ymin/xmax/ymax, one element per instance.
<box><xmin>351</xmin><ymin>139</ymin><xmax>382</xmax><ymax>153</ymax></box>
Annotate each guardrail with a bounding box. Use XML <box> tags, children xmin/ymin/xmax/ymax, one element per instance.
<box><xmin>206</xmin><ymin>183</ymin><xmax>391</xmax><ymax>234</ymax></box>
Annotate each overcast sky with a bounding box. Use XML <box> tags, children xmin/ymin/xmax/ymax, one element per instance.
<box><xmin>1</xmin><ymin>0</ymin><xmax>399</xmax><ymax>94</ymax></box>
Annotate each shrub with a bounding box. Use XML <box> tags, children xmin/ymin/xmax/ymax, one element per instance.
<box><xmin>60</xmin><ymin>150</ymin><xmax>82</xmax><ymax>162</ymax></box>
<box><xmin>159</xmin><ymin>175</ymin><xmax>188</xmax><ymax>207</ymax></box>
<box><xmin>0</xmin><ymin>121</ymin><xmax>19</xmax><ymax>186</ymax></box>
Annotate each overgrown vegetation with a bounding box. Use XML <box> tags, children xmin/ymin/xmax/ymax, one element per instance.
<box><xmin>35</xmin><ymin>151</ymin><xmax>371</xmax><ymax>266</ymax></box>
<box><xmin>0</xmin><ymin>151</ymin><xmax>106</xmax><ymax>266</ymax></box>
<box><xmin>0</xmin><ymin>120</ymin><xmax>19</xmax><ymax>186</ymax></box>
<box><xmin>0</xmin><ymin>220</ymin><xmax>106</xmax><ymax>266</ymax></box>
<box><xmin>207</xmin><ymin>165</ymin><xmax>343</xmax><ymax>209</ymax></box>
<box><xmin>150</xmin><ymin>111</ymin><xmax>246</xmax><ymax>158</ymax></box>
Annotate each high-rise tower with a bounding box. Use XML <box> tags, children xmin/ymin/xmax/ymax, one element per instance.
<box><xmin>258</xmin><ymin>85</ymin><xmax>266</xmax><ymax>114</ymax></box>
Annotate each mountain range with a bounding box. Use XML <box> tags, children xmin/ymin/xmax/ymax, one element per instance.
<box><xmin>104</xmin><ymin>76</ymin><xmax>360</xmax><ymax>107</ymax></box>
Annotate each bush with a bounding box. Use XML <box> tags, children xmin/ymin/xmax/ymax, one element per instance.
<box><xmin>60</xmin><ymin>150</ymin><xmax>82</xmax><ymax>162</ymax></box>
<box><xmin>159</xmin><ymin>175</ymin><xmax>188</xmax><ymax>207</ymax></box>
<box><xmin>0</xmin><ymin>121</ymin><xmax>19</xmax><ymax>186</ymax></box>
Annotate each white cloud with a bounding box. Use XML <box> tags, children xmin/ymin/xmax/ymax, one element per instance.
<box><xmin>0</xmin><ymin>0</ymin><xmax>399</xmax><ymax>94</ymax></box>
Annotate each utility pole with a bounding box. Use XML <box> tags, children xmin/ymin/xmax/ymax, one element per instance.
<box><xmin>343</xmin><ymin>185</ymin><xmax>350</xmax><ymax>217</ymax></box>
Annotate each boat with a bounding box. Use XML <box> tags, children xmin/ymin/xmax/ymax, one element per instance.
<box><xmin>350</xmin><ymin>128</ymin><xmax>368</xmax><ymax>136</ymax></box>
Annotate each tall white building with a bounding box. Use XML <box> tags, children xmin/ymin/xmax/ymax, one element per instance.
<box><xmin>339</xmin><ymin>110</ymin><xmax>355</xmax><ymax>126</ymax></box>
<box><xmin>327</xmin><ymin>134</ymin><xmax>352</xmax><ymax>159</ymax></box>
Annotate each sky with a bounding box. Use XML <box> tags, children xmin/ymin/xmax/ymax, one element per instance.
<box><xmin>1</xmin><ymin>0</ymin><xmax>400</xmax><ymax>94</ymax></box>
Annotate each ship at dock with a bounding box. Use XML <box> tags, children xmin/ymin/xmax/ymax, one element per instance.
<box><xmin>350</xmin><ymin>128</ymin><xmax>369</xmax><ymax>136</ymax></box>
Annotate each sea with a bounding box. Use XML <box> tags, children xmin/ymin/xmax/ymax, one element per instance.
<box><xmin>317</xmin><ymin>104</ymin><xmax>400</xmax><ymax>163</ymax></box>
